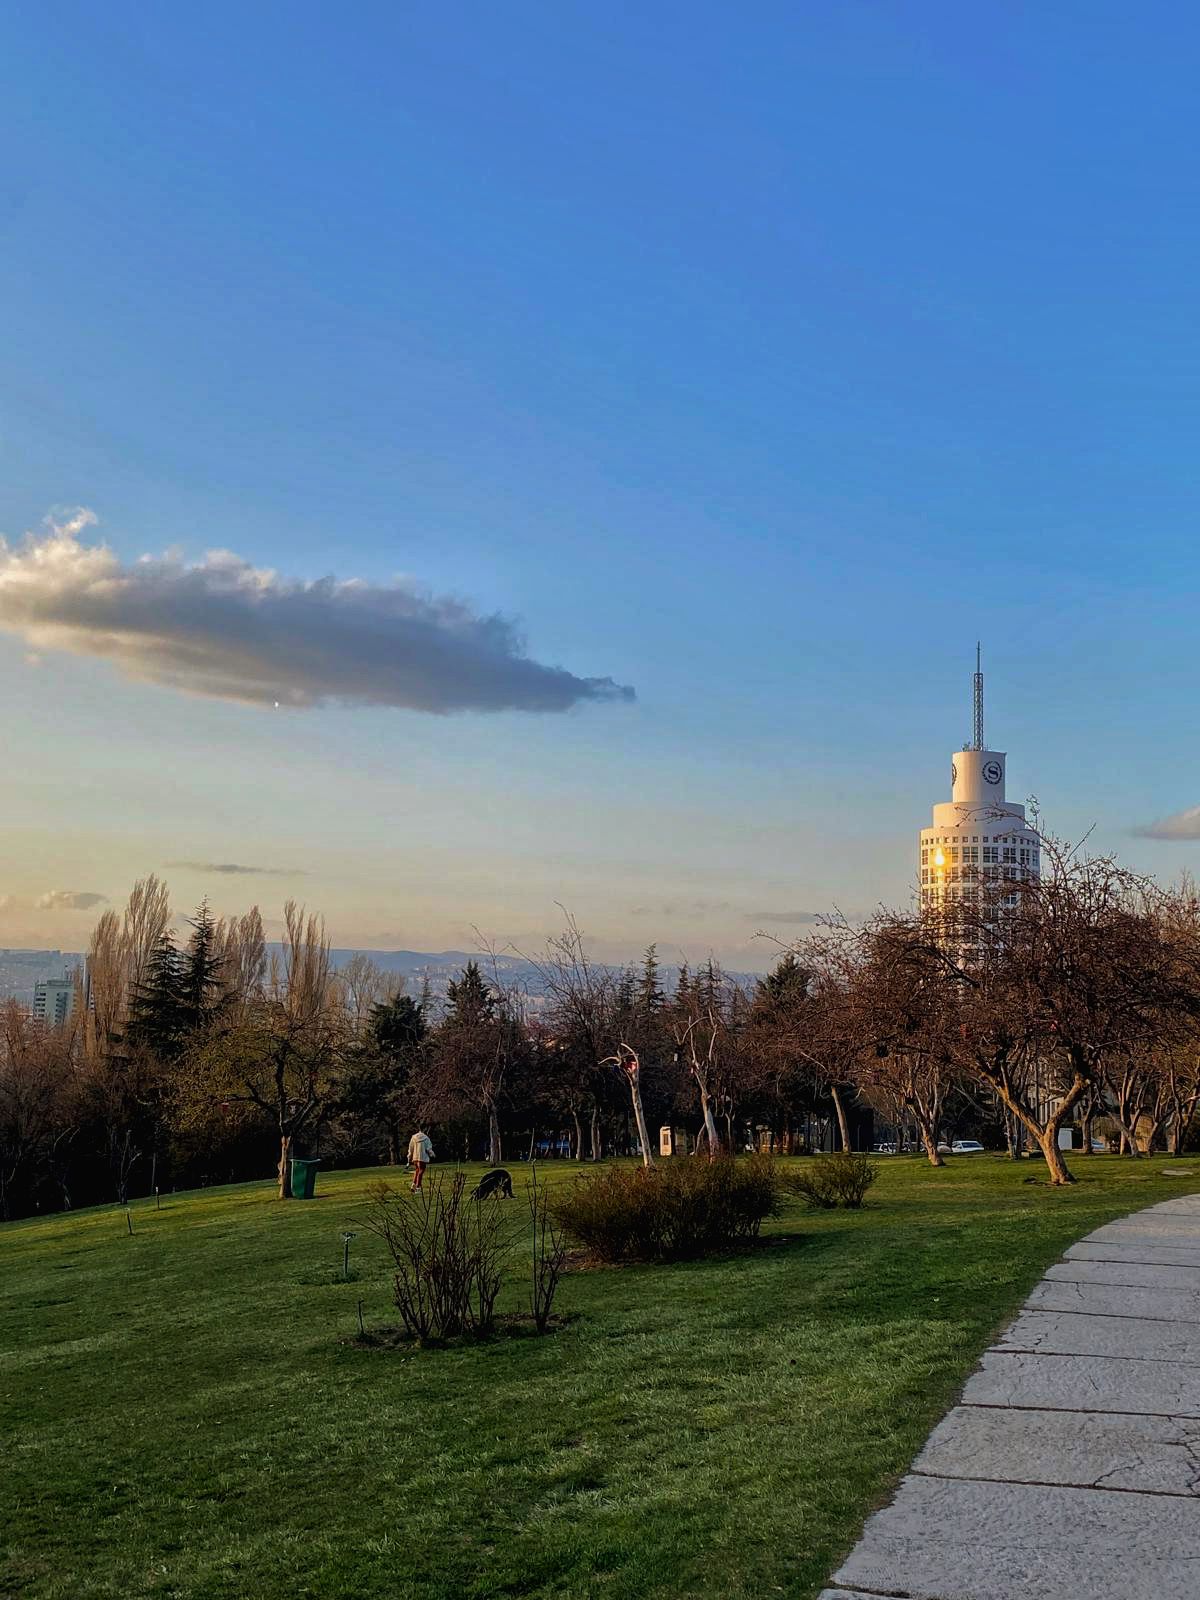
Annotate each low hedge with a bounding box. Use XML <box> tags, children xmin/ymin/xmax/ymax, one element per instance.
<box><xmin>550</xmin><ymin>1155</ymin><xmax>780</xmax><ymax>1263</ymax></box>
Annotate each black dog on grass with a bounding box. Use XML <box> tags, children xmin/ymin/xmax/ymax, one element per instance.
<box><xmin>470</xmin><ymin>1168</ymin><xmax>514</xmax><ymax>1201</ymax></box>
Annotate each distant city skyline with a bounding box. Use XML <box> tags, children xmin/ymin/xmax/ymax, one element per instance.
<box><xmin>4</xmin><ymin>5</ymin><xmax>1200</xmax><ymax>966</ymax></box>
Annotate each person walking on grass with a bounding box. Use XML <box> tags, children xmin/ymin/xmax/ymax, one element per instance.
<box><xmin>407</xmin><ymin>1127</ymin><xmax>434</xmax><ymax>1191</ymax></box>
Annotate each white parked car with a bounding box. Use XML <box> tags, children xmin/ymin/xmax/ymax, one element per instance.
<box><xmin>951</xmin><ymin>1140</ymin><xmax>985</xmax><ymax>1154</ymax></box>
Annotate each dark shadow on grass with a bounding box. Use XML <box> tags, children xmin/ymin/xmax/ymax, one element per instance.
<box><xmin>346</xmin><ymin>1311</ymin><xmax>580</xmax><ymax>1353</ymax></box>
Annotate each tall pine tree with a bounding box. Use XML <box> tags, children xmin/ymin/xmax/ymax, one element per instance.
<box><xmin>126</xmin><ymin>932</ymin><xmax>186</xmax><ymax>1059</ymax></box>
<box><xmin>180</xmin><ymin>900</ymin><xmax>224</xmax><ymax>1033</ymax></box>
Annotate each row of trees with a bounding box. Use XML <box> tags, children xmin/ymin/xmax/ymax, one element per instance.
<box><xmin>3</xmin><ymin>841</ymin><xmax>1200</xmax><ymax>1215</ymax></box>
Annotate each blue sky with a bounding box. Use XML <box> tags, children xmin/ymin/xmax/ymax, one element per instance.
<box><xmin>2</xmin><ymin>2</ymin><xmax>1198</xmax><ymax>965</ymax></box>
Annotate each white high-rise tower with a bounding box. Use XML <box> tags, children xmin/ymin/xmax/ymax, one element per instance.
<box><xmin>919</xmin><ymin>648</ymin><xmax>1040</xmax><ymax>914</ymax></box>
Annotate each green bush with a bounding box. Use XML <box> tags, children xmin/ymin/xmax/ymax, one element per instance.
<box><xmin>784</xmin><ymin>1152</ymin><xmax>877</xmax><ymax>1210</ymax></box>
<box><xmin>550</xmin><ymin>1155</ymin><xmax>781</xmax><ymax>1263</ymax></box>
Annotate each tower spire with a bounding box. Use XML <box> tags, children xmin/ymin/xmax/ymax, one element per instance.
<box><xmin>972</xmin><ymin>642</ymin><xmax>984</xmax><ymax>750</ymax></box>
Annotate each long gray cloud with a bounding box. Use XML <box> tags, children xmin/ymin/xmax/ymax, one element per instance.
<box><xmin>1133</xmin><ymin>807</ymin><xmax>1200</xmax><ymax>841</ymax></box>
<box><xmin>165</xmin><ymin>861</ymin><xmax>305</xmax><ymax>877</ymax></box>
<box><xmin>0</xmin><ymin>512</ymin><xmax>636</xmax><ymax>714</ymax></box>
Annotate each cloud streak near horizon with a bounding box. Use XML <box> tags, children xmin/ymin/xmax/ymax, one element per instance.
<box><xmin>1133</xmin><ymin>807</ymin><xmax>1200</xmax><ymax>840</ymax></box>
<box><xmin>0</xmin><ymin>513</ymin><xmax>636</xmax><ymax>714</ymax></box>
<box><xmin>165</xmin><ymin>861</ymin><xmax>304</xmax><ymax>877</ymax></box>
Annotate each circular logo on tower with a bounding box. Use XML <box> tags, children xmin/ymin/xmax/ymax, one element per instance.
<box><xmin>983</xmin><ymin>760</ymin><xmax>1003</xmax><ymax>785</ymax></box>
<box><xmin>951</xmin><ymin>761</ymin><xmax>958</xmax><ymax>785</ymax></box>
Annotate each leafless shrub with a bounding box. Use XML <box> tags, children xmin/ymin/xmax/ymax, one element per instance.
<box><xmin>527</xmin><ymin>1170</ymin><xmax>568</xmax><ymax>1332</ymax></box>
<box><xmin>362</xmin><ymin>1173</ymin><xmax>515</xmax><ymax>1340</ymax></box>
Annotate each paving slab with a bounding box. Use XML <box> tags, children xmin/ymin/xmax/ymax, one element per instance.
<box><xmin>1067</xmin><ymin>1239</ymin><xmax>1200</xmax><ymax>1267</ymax></box>
<box><xmin>964</xmin><ymin>1348</ymin><xmax>1200</xmax><ymax>1415</ymax></box>
<box><xmin>1045</xmin><ymin>1256</ymin><xmax>1200</xmax><ymax>1289</ymax></box>
<box><xmin>1028</xmin><ymin>1275</ymin><xmax>1200</xmax><ymax>1322</ymax></box>
<box><xmin>833</xmin><ymin>1475</ymin><xmax>1200</xmax><ymax>1599</ymax></box>
<box><xmin>915</xmin><ymin>1403</ymin><xmax>1200</xmax><ymax>1493</ymax></box>
<box><xmin>997</xmin><ymin>1307</ymin><xmax>1200</xmax><ymax>1362</ymax></box>
<box><xmin>1082</xmin><ymin>1217</ymin><xmax>1200</xmax><ymax>1242</ymax></box>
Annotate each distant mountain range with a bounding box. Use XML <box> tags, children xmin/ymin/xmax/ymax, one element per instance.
<box><xmin>0</xmin><ymin>946</ymin><xmax>762</xmax><ymax>1006</ymax></box>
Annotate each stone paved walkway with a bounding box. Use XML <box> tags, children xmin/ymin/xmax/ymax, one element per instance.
<box><xmin>819</xmin><ymin>1190</ymin><xmax>1200</xmax><ymax>1600</ymax></box>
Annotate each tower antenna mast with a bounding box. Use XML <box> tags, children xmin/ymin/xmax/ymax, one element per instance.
<box><xmin>972</xmin><ymin>642</ymin><xmax>984</xmax><ymax>751</ymax></box>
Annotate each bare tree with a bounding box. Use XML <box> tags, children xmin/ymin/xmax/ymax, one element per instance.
<box><xmin>337</xmin><ymin>953</ymin><xmax>396</xmax><ymax>1032</ymax></box>
<box><xmin>0</xmin><ymin>1002</ymin><xmax>74</xmax><ymax>1218</ymax></box>
<box><xmin>530</xmin><ymin>912</ymin><xmax>653</xmax><ymax>1164</ymax></box>
<box><xmin>183</xmin><ymin>902</ymin><xmax>343</xmax><ymax>1198</ymax></box>
<box><xmin>84</xmin><ymin>876</ymin><xmax>172</xmax><ymax>1057</ymax></box>
<box><xmin>666</xmin><ymin>962</ymin><xmax>741</xmax><ymax>1156</ymax></box>
<box><xmin>213</xmin><ymin>906</ymin><xmax>267</xmax><ymax>1012</ymax></box>
<box><xmin>916</xmin><ymin>841</ymin><xmax>1196</xmax><ymax>1184</ymax></box>
<box><xmin>601</xmin><ymin>1044</ymin><xmax>655</xmax><ymax>1167</ymax></box>
<box><xmin>843</xmin><ymin>918</ymin><xmax>954</xmax><ymax>1167</ymax></box>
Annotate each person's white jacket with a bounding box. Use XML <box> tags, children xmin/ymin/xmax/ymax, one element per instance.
<box><xmin>408</xmin><ymin>1131</ymin><xmax>434</xmax><ymax>1165</ymax></box>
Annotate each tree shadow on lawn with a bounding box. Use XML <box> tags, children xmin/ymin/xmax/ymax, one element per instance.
<box><xmin>347</xmin><ymin>1311</ymin><xmax>580</xmax><ymax>1353</ymax></box>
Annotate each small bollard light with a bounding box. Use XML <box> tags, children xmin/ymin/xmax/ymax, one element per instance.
<box><xmin>341</xmin><ymin>1231</ymin><xmax>357</xmax><ymax>1281</ymax></box>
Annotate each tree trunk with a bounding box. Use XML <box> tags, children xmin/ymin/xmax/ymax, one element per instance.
<box><xmin>917</xmin><ymin>1124</ymin><xmax>945</xmax><ymax>1167</ymax></box>
<box><xmin>626</xmin><ymin>1074</ymin><xmax>655</xmax><ymax>1168</ymax></box>
<box><xmin>487</xmin><ymin>1102</ymin><xmax>502</xmax><ymax>1166</ymax></box>
<box><xmin>278</xmin><ymin>1132</ymin><xmax>293</xmax><ymax>1199</ymax></box>
<box><xmin>985</xmin><ymin>1068</ymin><xmax>1086</xmax><ymax>1185</ymax></box>
<box><xmin>699</xmin><ymin>1089</ymin><xmax>720</xmax><ymax>1159</ymax></box>
<box><xmin>830</xmin><ymin>1084</ymin><xmax>852</xmax><ymax>1152</ymax></box>
<box><xmin>1003</xmin><ymin>1110</ymin><xmax>1017</xmax><ymax>1161</ymax></box>
<box><xmin>1079</xmin><ymin>1100</ymin><xmax>1094</xmax><ymax>1156</ymax></box>
<box><xmin>572</xmin><ymin>1109</ymin><xmax>583</xmax><ymax>1161</ymax></box>
<box><xmin>1036</xmin><ymin>1129</ymin><xmax>1074</xmax><ymax>1185</ymax></box>
<box><xmin>589</xmin><ymin>1104</ymin><xmax>602</xmax><ymax>1162</ymax></box>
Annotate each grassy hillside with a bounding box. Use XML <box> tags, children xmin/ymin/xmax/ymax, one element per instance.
<box><xmin>3</xmin><ymin>1155</ymin><xmax>1196</xmax><ymax>1599</ymax></box>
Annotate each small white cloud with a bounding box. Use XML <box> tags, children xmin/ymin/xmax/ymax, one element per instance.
<box><xmin>36</xmin><ymin>890</ymin><xmax>107</xmax><ymax>911</ymax></box>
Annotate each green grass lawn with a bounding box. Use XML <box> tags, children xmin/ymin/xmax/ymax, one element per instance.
<box><xmin>3</xmin><ymin>1153</ymin><xmax>1198</xmax><ymax>1600</ymax></box>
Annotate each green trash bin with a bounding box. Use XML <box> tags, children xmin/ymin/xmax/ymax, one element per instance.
<box><xmin>289</xmin><ymin>1157</ymin><xmax>320</xmax><ymax>1199</ymax></box>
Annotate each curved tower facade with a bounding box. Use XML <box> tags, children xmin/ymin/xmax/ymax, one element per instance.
<box><xmin>919</xmin><ymin>650</ymin><xmax>1040</xmax><ymax>914</ymax></box>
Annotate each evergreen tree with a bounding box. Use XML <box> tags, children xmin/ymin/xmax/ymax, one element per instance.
<box><xmin>444</xmin><ymin>961</ymin><xmax>495</xmax><ymax>1026</ymax></box>
<box><xmin>755</xmin><ymin>952</ymin><xmax>811</xmax><ymax>1010</ymax></box>
<box><xmin>615</xmin><ymin>965</ymin><xmax>636</xmax><ymax>1016</ymax></box>
<box><xmin>636</xmin><ymin>944</ymin><xmax>664</xmax><ymax>1022</ymax></box>
<box><xmin>368</xmin><ymin>992</ymin><xmax>427</xmax><ymax>1058</ymax></box>
<box><xmin>340</xmin><ymin>993</ymin><xmax>429</xmax><ymax>1165</ymax></box>
<box><xmin>417</xmin><ymin>973</ymin><xmax>434</xmax><ymax>1016</ymax></box>
<box><xmin>180</xmin><ymin>900</ymin><xmax>224</xmax><ymax>1033</ymax></box>
<box><xmin>126</xmin><ymin>933</ymin><xmax>186</xmax><ymax>1058</ymax></box>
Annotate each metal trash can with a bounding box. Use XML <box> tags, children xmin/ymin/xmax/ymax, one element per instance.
<box><xmin>289</xmin><ymin>1157</ymin><xmax>320</xmax><ymax>1199</ymax></box>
